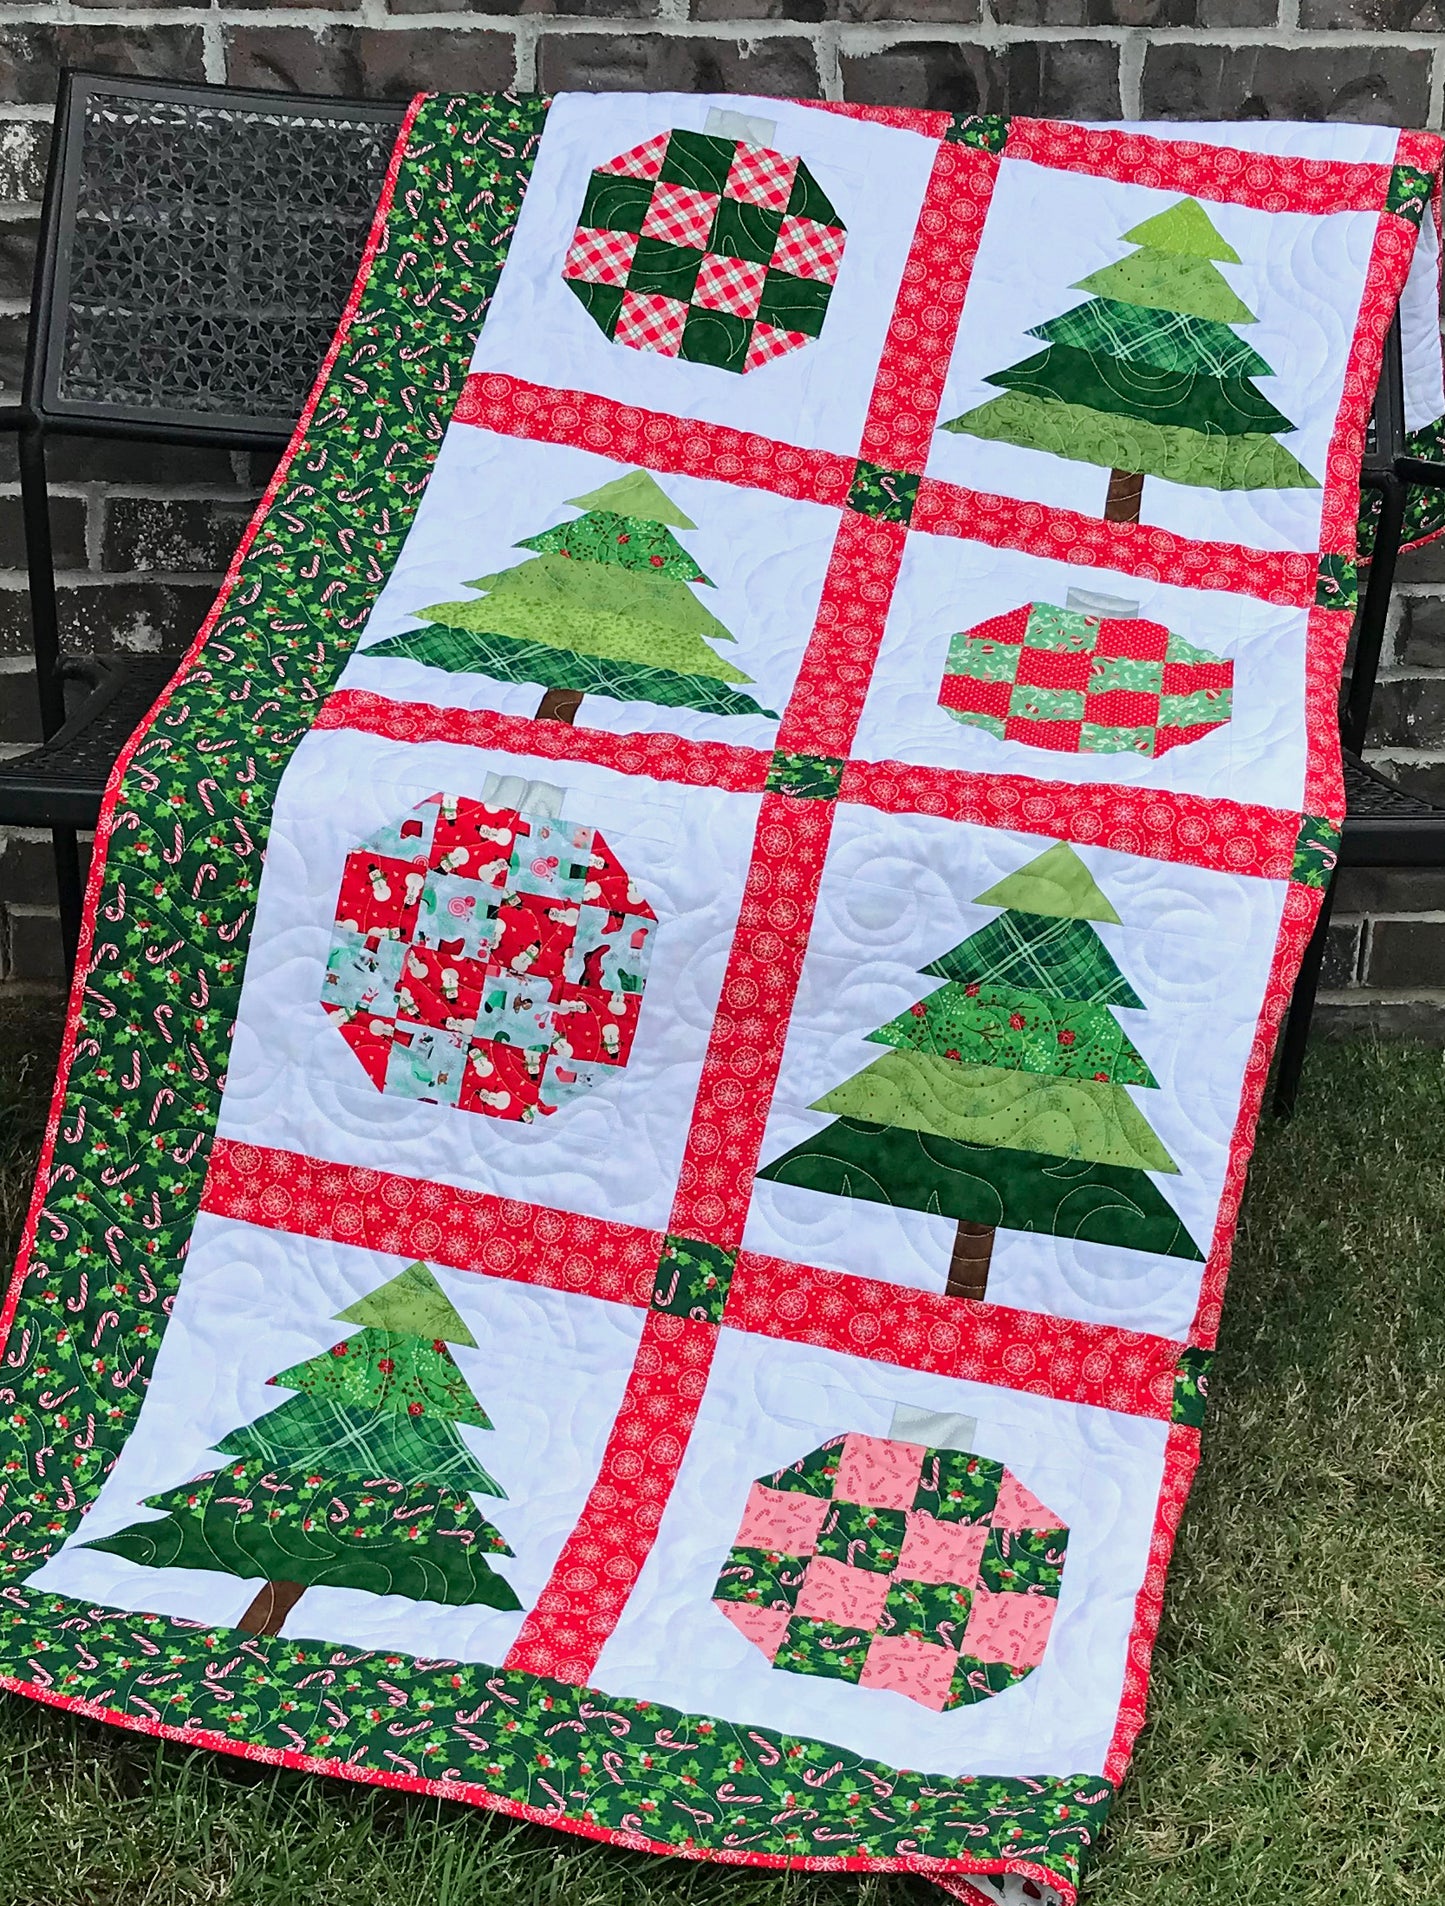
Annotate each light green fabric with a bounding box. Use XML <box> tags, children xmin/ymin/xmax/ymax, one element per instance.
<box><xmin>974</xmin><ymin>842</ymin><xmax>1121</xmax><ymax>925</ymax></box>
<box><xmin>565</xmin><ymin>469</ymin><xmax>696</xmax><ymax>527</ymax></box>
<box><xmin>424</xmin><ymin>555</ymin><xmax>752</xmax><ymax>682</ymax></box>
<box><xmin>1120</xmin><ymin>198</ymin><xmax>1240</xmax><ymax>264</ymax></box>
<box><xmin>810</xmin><ymin>1048</ymin><xmax>1179</xmax><ymax>1172</ymax></box>
<box><xmin>943</xmin><ymin>392</ymin><xmax>1320</xmax><ymax>491</ymax></box>
<box><xmin>336</xmin><ymin>1261</ymin><xmax>477</xmax><ymax>1346</ymax></box>
<box><xmin>1072</xmin><ymin>250</ymin><xmax>1255</xmax><ymax>325</ymax></box>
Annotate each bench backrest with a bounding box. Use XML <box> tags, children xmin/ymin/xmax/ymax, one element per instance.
<box><xmin>29</xmin><ymin>72</ymin><xmax>407</xmax><ymax>445</ymax></box>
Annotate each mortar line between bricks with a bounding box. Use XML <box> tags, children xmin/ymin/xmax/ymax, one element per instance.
<box><xmin>514</xmin><ymin>19</ymin><xmax>540</xmax><ymax>93</ymax></box>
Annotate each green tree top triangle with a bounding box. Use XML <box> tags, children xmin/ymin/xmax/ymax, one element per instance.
<box><xmin>335</xmin><ymin>1261</ymin><xmax>477</xmax><ymax>1345</ymax></box>
<box><xmin>565</xmin><ymin>469</ymin><xmax>697</xmax><ymax>527</ymax></box>
<box><xmin>973</xmin><ymin>842</ymin><xmax>1121</xmax><ymax>924</ymax></box>
<box><xmin>1120</xmin><ymin>197</ymin><xmax>1241</xmax><ymax>263</ymax></box>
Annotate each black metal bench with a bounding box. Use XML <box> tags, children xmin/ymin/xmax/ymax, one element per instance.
<box><xmin>1</xmin><ymin>71</ymin><xmax>1441</xmax><ymax>1106</ymax></box>
<box><xmin>1273</xmin><ymin>321</ymin><xmax>1445</xmax><ymax>1112</ymax></box>
<box><xmin>0</xmin><ymin>70</ymin><xmax>405</xmax><ymax>968</ymax></box>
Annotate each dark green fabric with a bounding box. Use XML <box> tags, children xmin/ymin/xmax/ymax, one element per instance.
<box><xmin>516</xmin><ymin>512</ymin><xmax>711</xmax><ymax>584</ymax></box>
<box><xmin>272</xmin><ymin>1326</ymin><xmax>493</xmax><ymax>1428</ymax></box>
<box><xmin>88</xmin><ymin>1460</ymin><xmax>520</xmax><ymax>1609</ymax></box>
<box><xmin>757</xmin><ymin>1116</ymin><xmax>1204</xmax><ymax>1259</ymax></box>
<box><xmin>1030</xmin><ymin>298</ymin><xmax>1269</xmax><ymax>377</ymax></box>
<box><xmin>216</xmin><ymin>1395</ymin><xmax>504</xmax><ymax>1497</ymax></box>
<box><xmin>362</xmin><ymin>625</ymin><xmax>777</xmax><ymax>718</ymax></box>
<box><xmin>922</xmin><ymin>912</ymin><xmax>1144</xmax><ymax>1008</ymax></box>
<box><xmin>986</xmin><ymin>345</ymin><xmax>1294</xmax><ymax>436</ymax></box>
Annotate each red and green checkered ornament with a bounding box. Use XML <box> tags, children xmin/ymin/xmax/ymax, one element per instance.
<box><xmin>85</xmin><ymin>1263</ymin><xmax>518</xmax><ymax>1636</ymax></box>
<box><xmin>714</xmin><ymin>1432</ymin><xmax>1068</xmax><ymax>1712</ymax></box>
<box><xmin>324</xmin><ymin>787</ymin><xmax>657</xmax><ymax>1123</ymax></box>
<box><xmin>939</xmin><ymin>596</ymin><xmax>1234</xmax><ymax>756</ymax></box>
<box><xmin>562</xmin><ymin>128</ymin><xmax>846</xmax><ymax>374</ymax></box>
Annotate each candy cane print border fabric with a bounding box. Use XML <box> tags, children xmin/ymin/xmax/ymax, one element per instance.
<box><xmin>0</xmin><ymin>91</ymin><xmax>1440</xmax><ymax>1906</ymax></box>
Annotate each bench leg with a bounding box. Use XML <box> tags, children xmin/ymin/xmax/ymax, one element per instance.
<box><xmin>53</xmin><ymin>827</ymin><xmax>82</xmax><ymax>981</ymax></box>
<box><xmin>1272</xmin><ymin>883</ymin><xmax>1338</xmax><ymax>1119</ymax></box>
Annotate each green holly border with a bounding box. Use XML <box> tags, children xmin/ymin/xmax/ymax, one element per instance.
<box><xmin>0</xmin><ymin>91</ymin><xmax>1109</xmax><ymax>1895</ymax></box>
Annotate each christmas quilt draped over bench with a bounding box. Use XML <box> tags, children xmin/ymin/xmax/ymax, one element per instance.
<box><xmin>5</xmin><ymin>92</ymin><xmax>1442</xmax><ymax>1906</ymax></box>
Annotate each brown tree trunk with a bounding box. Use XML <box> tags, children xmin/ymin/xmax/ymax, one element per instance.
<box><xmin>236</xmin><ymin>1578</ymin><xmax>306</xmax><ymax>1637</ymax></box>
<box><xmin>537</xmin><ymin>687</ymin><xmax>583</xmax><ymax>724</ymax></box>
<box><xmin>1103</xmin><ymin>468</ymin><xmax>1144</xmax><ymax>524</ymax></box>
<box><xmin>945</xmin><ymin>1220</ymin><xmax>995</xmax><ymax>1302</ymax></box>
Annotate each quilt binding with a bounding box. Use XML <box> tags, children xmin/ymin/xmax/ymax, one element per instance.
<box><xmin>0</xmin><ymin>91</ymin><xmax>1434</xmax><ymax>1904</ymax></box>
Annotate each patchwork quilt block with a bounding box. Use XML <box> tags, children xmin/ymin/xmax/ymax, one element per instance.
<box><xmin>939</xmin><ymin>599</ymin><xmax>1234</xmax><ymax>756</ymax></box>
<box><xmin>4</xmin><ymin>89</ymin><xmax>1441</xmax><ymax>1906</ymax></box>
<box><xmin>562</xmin><ymin>127</ymin><xmax>847</xmax><ymax>372</ymax></box>
<box><xmin>324</xmin><ymin>789</ymin><xmax>656</xmax><ymax>1121</ymax></box>
<box><xmin>714</xmin><ymin>1433</ymin><xmax>1068</xmax><ymax>1711</ymax></box>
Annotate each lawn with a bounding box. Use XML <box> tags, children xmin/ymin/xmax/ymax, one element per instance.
<box><xmin>0</xmin><ymin>999</ymin><xmax>1439</xmax><ymax>1906</ymax></box>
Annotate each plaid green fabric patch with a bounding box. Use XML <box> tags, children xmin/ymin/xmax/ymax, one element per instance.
<box><xmin>923</xmin><ymin>909</ymin><xmax>1145</xmax><ymax>1008</ymax></box>
<box><xmin>563</xmin><ymin>128</ymin><xmax>846</xmax><ymax>374</ymax></box>
<box><xmin>217</xmin><ymin>1394</ymin><xmax>504</xmax><ymax>1496</ymax></box>
<box><xmin>1032</xmin><ymin>296</ymin><xmax>1269</xmax><ymax>378</ymax></box>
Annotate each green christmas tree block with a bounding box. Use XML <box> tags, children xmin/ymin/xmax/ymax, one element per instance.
<box><xmin>364</xmin><ymin>469</ymin><xmax>777</xmax><ymax>725</ymax></box>
<box><xmin>86</xmin><ymin>1263</ymin><xmax>520</xmax><ymax>1634</ymax></box>
<box><xmin>757</xmin><ymin>843</ymin><xmax>1202</xmax><ymax>1299</ymax></box>
<box><xmin>941</xmin><ymin>197</ymin><xmax>1320</xmax><ymax>522</ymax></box>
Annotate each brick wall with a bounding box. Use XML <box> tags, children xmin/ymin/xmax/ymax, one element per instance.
<box><xmin>0</xmin><ymin>3</ymin><xmax>1441</xmax><ymax>1032</ymax></box>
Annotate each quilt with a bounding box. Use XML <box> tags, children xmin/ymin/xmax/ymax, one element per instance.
<box><xmin>4</xmin><ymin>92</ymin><xmax>1442</xmax><ymax>1905</ymax></box>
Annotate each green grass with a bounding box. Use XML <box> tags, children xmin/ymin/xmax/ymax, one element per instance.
<box><xmin>0</xmin><ymin>1001</ymin><xmax>1440</xmax><ymax>1906</ymax></box>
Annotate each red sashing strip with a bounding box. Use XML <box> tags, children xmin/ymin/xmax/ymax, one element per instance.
<box><xmin>0</xmin><ymin>97</ymin><xmax>429</xmax><ymax>1351</ymax></box>
<box><xmin>840</xmin><ymin>755</ymin><xmax>1300</xmax><ymax>880</ymax></box>
<box><xmin>1397</xmin><ymin>127</ymin><xmax>1442</xmax><ymax>173</ymax></box>
<box><xmin>666</xmin><ymin>792</ymin><xmax>836</xmax><ymax>1247</ymax></box>
<box><xmin>775</xmin><ymin>512</ymin><xmax>908</xmax><ymax>759</ymax></box>
<box><xmin>913</xmin><ymin>476</ymin><xmax>1318</xmax><ymax>606</ymax></box>
<box><xmin>201</xmin><ymin>1139</ymin><xmax>660</xmax><ymax>1308</ymax></box>
<box><xmin>453</xmin><ymin>374</ymin><xmax>854</xmax><ymax>508</ymax></box>
<box><xmin>316</xmin><ymin>690</ymin><xmax>774</xmax><ymax>794</ymax></box>
<box><xmin>204</xmin><ymin>1139</ymin><xmax>1182</xmax><ymax>1422</ymax></box>
<box><xmin>503</xmin><ymin>1312</ymin><xmax>717</xmax><ymax>1682</ymax></box>
<box><xmin>1319</xmin><ymin>209</ymin><xmax>1419</xmax><ymax>555</ymax></box>
<box><xmin>727</xmin><ymin>1253</ymin><xmax>1181</xmax><ymax>1419</ymax></box>
<box><xmin>1189</xmin><ymin>880</ymin><xmax>1323</xmax><ymax>1346</ymax></box>
<box><xmin>1005</xmin><ymin>118</ymin><xmax>1390</xmax><ymax>216</ymax></box>
<box><xmin>1102</xmin><ymin>1420</ymin><xmax>1200</xmax><ymax>1785</ymax></box>
<box><xmin>860</xmin><ymin>138</ymin><xmax>995</xmax><ymax>472</ymax></box>
<box><xmin>804</xmin><ymin>101</ymin><xmax>954</xmax><ymax>139</ymax></box>
<box><xmin>1302</xmin><ymin>605</ymin><xmax>1351</xmax><ymax>819</ymax></box>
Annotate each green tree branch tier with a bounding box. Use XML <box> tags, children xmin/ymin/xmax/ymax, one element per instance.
<box><xmin>940</xmin><ymin>197</ymin><xmax>1319</xmax><ymax>523</ymax></box>
<box><xmin>757</xmin><ymin>841</ymin><xmax>1203</xmax><ymax>1301</ymax></box>
<box><xmin>86</xmin><ymin>1262</ymin><xmax>521</xmax><ymax>1635</ymax></box>
<box><xmin>363</xmin><ymin>469</ymin><xmax>778</xmax><ymax>724</ymax></box>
